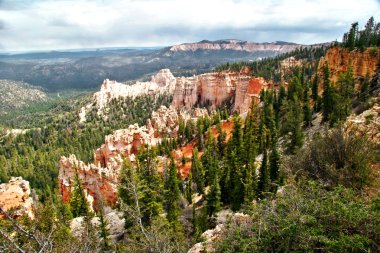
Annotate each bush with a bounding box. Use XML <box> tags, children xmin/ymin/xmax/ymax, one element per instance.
<box><xmin>215</xmin><ymin>182</ymin><xmax>380</xmax><ymax>253</ymax></box>
<box><xmin>289</xmin><ymin>127</ymin><xmax>374</xmax><ymax>190</ymax></box>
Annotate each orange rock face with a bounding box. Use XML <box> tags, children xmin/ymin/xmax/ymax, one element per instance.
<box><xmin>0</xmin><ymin>177</ymin><xmax>34</xmax><ymax>219</ymax></box>
<box><xmin>172</xmin><ymin>71</ymin><xmax>268</xmax><ymax>113</ymax></box>
<box><xmin>318</xmin><ymin>47</ymin><xmax>380</xmax><ymax>86</ymax></box>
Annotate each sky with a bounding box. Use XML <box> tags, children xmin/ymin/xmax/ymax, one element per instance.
<box><xmin>0</xmin><ymin>0</ymin><xmax>379</xmax><ymax>52</ymax></box>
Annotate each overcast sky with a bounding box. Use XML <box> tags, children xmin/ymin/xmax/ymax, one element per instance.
<box><xmin>0</xmin><ymin>0</ymin><xmax>379</xmax><ymax>52</ymax></box>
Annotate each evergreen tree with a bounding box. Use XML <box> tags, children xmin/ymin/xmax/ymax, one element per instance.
<box><xmin>269</xmin><ymin>132</ymin><xmax>281</xmax><ymax>192</ymax></box>
<box><xmin>97</xmin><ymin>201</ymin><xmax>110</xmax><ymax>251</ymax></box>
<box><xmin>185</xmin><ymin>170</ymin><xmax>193</xmax><ymax>204</ymax></box>
<box><xmin>70</xmin><ymin>171</ymin><xmax>90</xmax><ymax>218</ymax></box>
<box><xmin>164</xmin><ymin>157</ymin><xmax>181</xmax><ymax>225</ymax></box>
<box><xmin>281</xmin><ymin>97</ymin><xmax>304</xmax><ymax>153</ymax></box>
<box><xmin>216</xmin><ymin>122</ymin><xmax>227</xmax><ymax>158</ymax></box>
<box><xmin>330</xmin><ymin>69</ymin><xmax>355</xmax><ymax>125</ymax></box>
<box><xmin>359</xmin><ymin>74</ymin><xmax>370</xmax><ymax>102</ymax></box>
<box><xmin>137</xmin><ymin>146</ymin><xmax>164</xmax><ymax>225</ymax></box>
<box><xmin>322</xmin><ymin>63</ymin><xmax>335</xmax><ymax>123</ymax></box>
<box><xmin>191</xmin><ymin>148</ymin><xmax>205</xmax><ymax>194</ymax></box>
<box><xmin>206</xmin><ymin>170</ymin><xmax>221</xmax><ymax>217</ymax></box>
<box><xmin>346</xmin><ymin>22</ymin><xmax>359</xmax><ymax>49</ymax></box>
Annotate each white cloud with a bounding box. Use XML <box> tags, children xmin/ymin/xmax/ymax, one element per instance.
<box><xmin>0</xmin><ymin>0</ymin><xmax>379</xmax><ymax>51</ymax></box>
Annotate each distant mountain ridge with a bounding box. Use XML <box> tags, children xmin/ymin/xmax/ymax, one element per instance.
<box><xmin>0</xmin><ymin>39</ymin><xmax>325</xmax><ymax>92</ymax></box>
<box><xmin>168</xmin><ymin>39</ymin><xmax>303</xmax><ymax>53</ymax></box>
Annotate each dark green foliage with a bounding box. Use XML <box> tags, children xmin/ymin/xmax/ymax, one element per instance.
<box><xmin>70</xmin><ymin>172</ymin><xmax>90</xmax><ymax>218</ymax></box>
<box><xmin>331</xmin><ymin>69</ymin><xmax>355</xmax><ymax>124</ymax></box>
<box><xmin>206</xmin><ymin>170</ymin><xmax>221</xmax><ymax>217</ymax></box>
<box><xmin>269</xmin><ymin>133</ymin><xmax>281</xmax><ymax>191</ymax></box>
<box><xmin>322</xmin><ymin>63</ymin><xmax>335</xmax><ymax>122</ymax></box>
<box><xmin>216</xmin><ymin>182</ymin><xmax>380</xmax><ymax>253</ymax></box>
<box><xmin>342</xmin><ymin>17</ymin><xmax>380</xmax><ymax>48</ymax></box>
<box><xmin>291</xmin><ymin>127</ymin><xmax>374</xmax><ymax>190</ymax></box>
<box><xmin>164</xmin><ymin>157</ymin><xmax>181</xmax><ymax>225</ymax></box>
<box><xmin>137</xmin><ymin>146</ymin><xmax>164</xmax><ymax>225</ymax></box>
<box><xmin>98</xmin><ymin>208</ymin><xmax>110</xmax><ymax>251</ymax></box>
<box><xmin>280</xmin><ymin>97</ymin><xmax>304</xmax><ymax>153</ymax></box>
<box><xmin>185</xmin><ymin>170</ymin><xmax>193</xmax><ymax>204</ymax></box>
<box><xmin>359</xmin><ymin>74</ymin><xmax>371</xmax><ymax>102</ymax></box>
<box><xmin>191</xmin><ymin>148</ymin><xmax>205</xmax><ymax>194</ymax></box>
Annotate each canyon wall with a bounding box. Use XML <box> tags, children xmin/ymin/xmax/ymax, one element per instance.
<box><xmin>172</xmin><ymin>71</ymin><xmax>268</xmax><ymax>113</ymax></box>
<box><xmin>318</xmin><ymin>47</ymin><xmax>380</xmax><ymax>85</ymax></box>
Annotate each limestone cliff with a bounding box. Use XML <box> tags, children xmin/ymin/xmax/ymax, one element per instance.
<box><xmin>0</xmin><ymin>177</ymin><xmax>34</xmax><ymax>219</ymax></box>
<box><xmin>169</xmin><ymin>40</ymin><xmax>304</xmax><ymax>53</ymax></box>
<box><xmin>79</xmin><ymin>69</ymin><xmax>176</xmax><ymax>122</ymax></box>
<box><xmin>172</xmin><ymin>71</ymin><xmax>268</xmax><ymax>113</ymax></box>
<box><xmin>318</xmin><ymin>47</ymin><xmax>380</xmax><ymax>85</ymax></box>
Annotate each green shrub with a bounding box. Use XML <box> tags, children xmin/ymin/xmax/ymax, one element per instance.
<box><xmin>289</xmin><ymin>127</ymin><xmax>374</xmax><ymax>190</ymax></box>
<box><xmin>215</xmin><ymin>182</ymin><xmax>380</xmax><ymax>253</ymax></box>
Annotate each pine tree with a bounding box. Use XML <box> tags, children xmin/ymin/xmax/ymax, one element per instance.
<box><xmin>322</xmin><ymin>63</ymin><xmax>335</xmax><ymax>123</ymax></box>
<box><xmin>359</xmin><ymin>74</ymin><xmax>370</xmax><ymax>102</ymax></box>
<box><xmin>137</xmin><ymin>146</ymin><xmax>164</xmax><ymax>225</ymax></box>
<box><xmin>346</xmin><ymin>22</ymin><xmax>359</xmax><ymax>49</ymax></box>
<box><xmin>191</xmin><ymin>148</ymin><xmax>205</xmax><ymax>194</ymax></box>
<box><xmin>202</xmin><ymin>130</ymin><xmax>218</xmax><ymax>185</ymax></box>
<box><xmin>70</xmin><ymin>171</ymin><xmax>90</xmax><ymax>218</ymax></box>
<box><xmin>206</xmin><ymin>170</ymin><xmax>221</xmax><ymax>217</ymax></box>
<box><xmin>216</xmin><ymin>122</ymin><xmax>227</xmax><ymax>158</ymax></box>
<box><xmin>185</xmin><ymin>170</ymin><xmax>193</xmax><ymax>204</ymax></box>
<box><xmin>164</xmin><ymin>157</ymin><xmax>181</xmax><ymax>225</ymax></box>
<box><xmin>269</xmin><ymin>132</ymin><xmax>281</xmax><ymax>192</ymax></box>
<box><xmin>330</xmin><ymin>69</ymin><xmax>355</xmax><ymax>125</ymax></box>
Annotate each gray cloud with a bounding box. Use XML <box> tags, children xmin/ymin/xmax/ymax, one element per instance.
<box><xmin>0</xmin><ymin>0</ymin><xmax>379</xmax><ymax>51</ymax></box>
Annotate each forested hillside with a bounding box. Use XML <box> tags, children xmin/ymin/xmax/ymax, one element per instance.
<box><xmin>0</xmin><ymin>17</ymin><xmax>379</xmax><ymax>253</ymax></box>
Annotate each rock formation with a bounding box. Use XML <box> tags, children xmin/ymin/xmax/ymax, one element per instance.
<box><xmin>80</xmin><ymin>68</ymin><xmax>269</xmax><ymax>123</ymax></box>
<box><xmin>0</xmin><ymin>177</ymin><xmax>34</xmax><ymax>219</ymax></box>
<box><xmin>70</xmin><ymin>211</ymin><xmax>125</xmax><ymax>241</ymax></box>
<box><xmin>188</xmin><ymin>211</ymin><xmax>250</xmax><ymax>253</ymax></box>
<box><xmin>172</xmin><ymin>71</ymin><xmax>268</xmax><ymax>113</ymax></box>
<box><xmin>60</xmin><ymin>105</ymin><xmax>206</xmax><ymax>209</ymax></box>
<box><xmin>346</xmin><ymin>99</ymin><xmax>380</xmax><ymax>144</ymax></box>
<box><xmin>318</xmin><ymin>47</ymin><xmax>380</xmax><ymax>86</ymax></box>
<box><xmin>79</xmin><ymin>69</ymin><xmax>176</xmax><ymax>122</ymax></box>
<box><xmin>169</xmin><ymin>40</ymin><xmax>306</xmax><ymax>53</ymax></box>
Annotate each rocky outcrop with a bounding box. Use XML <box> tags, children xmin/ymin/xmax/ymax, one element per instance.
<box><xmin>59</xmin><ymin>154</ymin><xmax>119</xmax><ymax>209</ymax></box>
<box><xmin>59</xmin><ymin>122</ymin><xmax>160</xmax><ymax>208</ymax></box>
<box><xmin>318</xmin><ymin>47</ymin><xmax>380</xmax><ymax>86</ymax></box>
<box><xmin>169</xmin><ymin>40</ymin><xmax>305</xmax><ymax>53</ymax></box>
<box><xmin>79</xmin><ymin>69</ymin><xmax>176</xmax><ymax>122</ymax></box>
<box><xmin>346</xmin><ymin>100</ymin><xmax>380</xmax><ymax>144</ymax></box>
<box><xmin>70</xmin><ymin>211</ymin><xmax>125</xmax><ymax>241</ymax></box>
<box><xmin>188</xmin><ymin>211</ymin><xmax>250</xmax><ymax>253</ymax></box>
<box><xmin>172</xmin><ymin>71</ymin><xmax>268</xmax><ymax>113</ymax></box>
<box><xmin>234</xmin><ymin>77</ymin><xmax>269</xmax><ymax>113</ymax></box>
<box><xmin>0</xmin><ymin>177</ymin><xmax>34</xmax><ymax>219</ymax></box>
